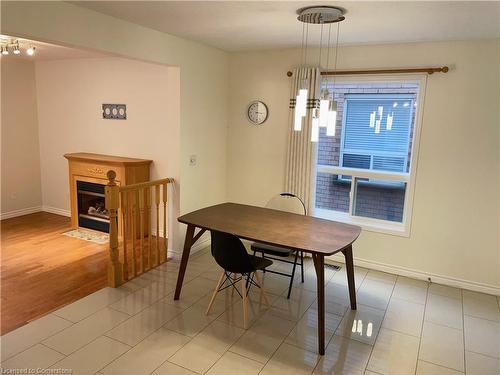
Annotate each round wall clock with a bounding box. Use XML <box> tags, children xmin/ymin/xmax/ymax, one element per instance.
<box><xmin>247</xmin><ymin>100</ymin><xmax>269</xmax><ymax>125</ymax></box>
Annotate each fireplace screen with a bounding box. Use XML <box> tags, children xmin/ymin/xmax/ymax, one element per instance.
<box><xmin>77</xmin><ymin>181</ymin><xmax>109</xmax><ymax>233</ymax></box>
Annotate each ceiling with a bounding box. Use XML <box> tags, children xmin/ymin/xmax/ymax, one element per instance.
<box><xmin>72</xmin><ymin>1</ymin><xmax>500</xmax><ymax>51</ymax></box>
<box><xmin>0</xmin><ymin>35</ymin><xmax>107</xmax><ymax>60</ymax></box>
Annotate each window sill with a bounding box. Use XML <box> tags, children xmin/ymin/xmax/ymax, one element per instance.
<box><xmin>313</xmin><ymin>208</ymin><xmax>410</xmax><ymax>238</ymax></box>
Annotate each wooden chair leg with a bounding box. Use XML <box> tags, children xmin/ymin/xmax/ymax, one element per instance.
<box><xmin>231</xmin><ymin>273</ymin><xmax>237</xmax><ymax>297</ymax></box>
<box><xmin>241</xmin><ymin>274</ymin><xmax>248</xmax><ymax>329</ymax></box>
<box><xmin>253</xmin><ymin>271</ymin><xmax>270</xmax><ymax>307</ymax></box>
<box><xmin>206</xmin><ymin>271</ymin><xmax>225</xmax><ymax>315</ymax></box>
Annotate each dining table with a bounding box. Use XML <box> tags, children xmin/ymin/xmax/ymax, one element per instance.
<box><xmin>174</xmin><ymin>202</ymin><xmax>361</xmax><ymax>355</ymax></box>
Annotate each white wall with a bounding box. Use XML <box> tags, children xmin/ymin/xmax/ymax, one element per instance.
<box><xmin>2</xmin><ymin>1</ymin><xmax>228</xmax><ymax>252</ymax></box>
<box><xmin>34</xmin><ymin>57</ymin><xmax>180</xmax><ymax>249</ymax></box>
<box><xmin>34</xmin><ymin>57</ymin><xmax>178</xmax><ymax>209</ymax></box>
<box><xmin>1</xmin><ymin>59</ymin><xmax>42</xmax><ymax>217</ymax></box>
<box><xmin>227</xmin><ymin>40</ymin><xmax>500</xmax><ymax>292</ymax></box>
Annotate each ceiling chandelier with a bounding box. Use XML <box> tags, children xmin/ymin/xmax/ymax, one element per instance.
<box><xmin>294</xmin><ymin>6</ymin><xmax>345</xmax><ymax>142</ymax></box>
<box><xmin>0</xmin><ymin>39</ymin><xmax>36</xmax><ymax>57</ymax></box>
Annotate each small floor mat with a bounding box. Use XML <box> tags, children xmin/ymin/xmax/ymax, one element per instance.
<box><xmin>62</xmin><ymin>229</ymin><xmax>109</xmax><ymax>244</ymax></box>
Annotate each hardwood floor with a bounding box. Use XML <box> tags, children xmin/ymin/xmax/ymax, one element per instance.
<box><xmin>1</xmin><ymin>212</ymin><xmax>108</xmax><ymax>334</ymax></box>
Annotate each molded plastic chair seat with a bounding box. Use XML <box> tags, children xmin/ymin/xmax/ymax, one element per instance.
<box><xmin>206</xmin><ymin>230</ymin><xmax>272</xmax><ymax>329</ymax></box>
<box><xmin>251</xmin><ymin>242</ymin><xmax>292</xmax><ymax>257</ymax></box>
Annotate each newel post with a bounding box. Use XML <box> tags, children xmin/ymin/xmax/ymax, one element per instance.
<box><xmin>105</xmin><ymin>170</ymin><xmax>123</xmax><ymax>287</ymax></box>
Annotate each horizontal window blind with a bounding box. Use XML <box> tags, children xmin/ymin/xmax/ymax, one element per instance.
<box><xmin>341</xmin><ymin>94</ymin><xmax>414</xmax><ymax>172</ymax></box>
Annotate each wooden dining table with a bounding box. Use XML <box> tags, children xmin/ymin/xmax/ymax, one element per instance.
<box><xmin>174</xmin><ymin>202</ymin><xmax>361</xmax><ymax>355</ymax></box>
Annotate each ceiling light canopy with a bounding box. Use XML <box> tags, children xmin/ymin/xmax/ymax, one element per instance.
<box><xmin>297</xmin><ymin>6</ymin><xmax>345</xmax><ymax>24</ymax></box>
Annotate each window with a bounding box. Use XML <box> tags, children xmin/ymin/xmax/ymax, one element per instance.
<box><xmin>341</xmin><ymin>94</ymin><xmax>414</xmax><ymax>173</ymax></box>
<box><xmin>314</xmin><ymin>77</ymin><xmax>426</xmax><ymax>236</ymax></box>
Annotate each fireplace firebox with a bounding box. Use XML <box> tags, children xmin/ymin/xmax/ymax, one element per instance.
<box><xmin>77</xmin><ymin>181</ymin><xmax>109</xmax><ymax>233</ymax></box>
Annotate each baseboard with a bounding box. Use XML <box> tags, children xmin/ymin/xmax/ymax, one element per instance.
<box><xmin>0</xmin><ymin>205</ymin><xmax>71</xmax><ymax>220</ymax></box>
<box><xmin>41</xmin><ymin>206</ymin><xmax>71</xmax><ymax>217</ymax></box>
<box><xmin>326</xmin><ymin>254</ymin><xmax>500</xmax><ymax>296</ymax></box>
<box><xmin>0</xmin><ymin>206</ymin><xmax>43</xmax><ymax>220</ymax></box>
<box><xmin>168</xmin><ymin>236</ymin><xmax>210</xmax><ymax>260</ymax></box>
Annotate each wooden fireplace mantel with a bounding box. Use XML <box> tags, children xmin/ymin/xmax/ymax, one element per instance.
<box><xmin>64</xmin><ymin>153</ymin><xmax>152</xmax><ymax>167</ymax></box>
<box><xmin>64</xmin><ymin>152</ymin><xmax>153</xmax><ymax>230</ymax></box>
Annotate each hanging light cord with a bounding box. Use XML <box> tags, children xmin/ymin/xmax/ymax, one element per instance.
<box><xmin>304</xmin><ymin>23</ymin><xmax>309</xmax><ymax>67</ymax></box>
<box><xmin>332</xmin><ymin>22</ymin><xmax>341</xmax><ymax>88</ymax></box>
<box><xmin>323</xmin><ymin>23</ymin><xmax>332</xmax><ymax>92</ymax></box>
<box><xmin>300</xmin><ymin>22</ymin><xmax>306</xmax><ymax>67</ymax></box>
<box><xmin>318</xmin><ymin>23</ymin><xmax>324</xmax><ymax>69</ymax></box>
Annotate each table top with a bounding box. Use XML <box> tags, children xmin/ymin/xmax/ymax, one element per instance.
<box><xmin>178</xmin><ymin>203</ymin><xmax>361</xmax><ymax>256</ymax></box>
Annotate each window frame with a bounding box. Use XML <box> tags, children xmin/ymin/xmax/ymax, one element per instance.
<box><xmin>312</xmin><ymin>74</ymin><xmax>428</xmax><ymax>237</ymax></box>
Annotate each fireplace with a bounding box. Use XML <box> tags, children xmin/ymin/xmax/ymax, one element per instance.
<box><xmin>65</xmin><ymin>153</ymin><xmax>152</xmax><ymax>233</ymax></box>
<box><xmin>77</xmin><ymin>181</ymin><xmax>109</xmax><ymax>233</ymax></box>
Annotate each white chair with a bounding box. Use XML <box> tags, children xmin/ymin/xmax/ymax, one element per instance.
<box><xmin>250</xmin><ymin>193</ymin><xmax>306</xmax><ymax>299</ymax></box>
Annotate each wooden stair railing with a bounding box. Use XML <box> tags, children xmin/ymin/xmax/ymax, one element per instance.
<box><xmin>105</xmin><ymin>170</ymin><xmax>174</xmax><ymax>287</ymax></box>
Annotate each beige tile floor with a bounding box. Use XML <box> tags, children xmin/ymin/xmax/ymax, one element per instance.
<box><xmin>1</xmin><ymin>249</ymin><xmax>499</xmax><ymax>375</ymax></box>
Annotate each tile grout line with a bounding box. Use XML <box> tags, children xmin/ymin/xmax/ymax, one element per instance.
<box><xmin>39</xmin><ymin>341</ymin><xmax>69</xmax><ymax>357</ymax></box>
<box><xmin>461</xmin><ymin>289</ymin><xmax>467</xmax><ymax>374</ymax></box>
<box><xmin>2</xmin><ymin>287</ymin><xmax>139</xmax><ymax>362</ymax></box>
<box><xmin>253</xmin><ymin>268</ymin><xmax>340</xmax><ymax>375</ymax></box>
<box><xmin>95</xmin><ymin>274</ymin><xmax>216</xmax><ymax>374</ymax></box>
<box><xmin>2</xmin><ymin>262</ymin><xmax>194</xmax><ymax>367</ymax></box>
<box><xmin>99</xmin><ymin>321</ymin><xmax>193</xmax><ymax>374</ymax></box>
<box><xmin>464</xmin><ymin>349</ymin><xmax>500</xmax><ymax>361</ymax></box>
<box><xmin>167</xmin><ymin>314</ymin><xmax>247</xmax><ymax>373</ymax></box>
<box><xmin>462</xmin><ymin>312</ymin><xmax>500</xmax><ymax>324</ymax></box>
<box><xmin>1</xmin><ymin>340</ymin><xmax>69</xmax><ymax>369</ymax></box>
<box><xmin>147</xmin><ymin>283</ymin><xmax>251</xmax><ymax>375</ymax></box>
<box><xmin>310</xmin><ymin>268</ymin><xmax>366</xmax><ymax>375</ymax></box>
<box><xmin>11</xmin><ymin>260</ymin><xmax>496</xmax><ymax>375</ymax></box>
<box><xmin>418</xmin><ymin>359</ymin><xmax>467</xmax><ymax>373</ymax></box>
<box><xmin>1</xmin><ymin>315</ymin><xmax>79</xmax><ymax>362</ymax></box>
<box><xmin>51</xmin><ymin>313</ymin><xmax>82</xmax><ymax>324</ymax></box>
<box><xmin>48</xmin><ymin>335</ymin><xmax>132</xmax><ymax>373</ymax></box>
<box><xmin>413</xmin><ymin>280</ymin><xmax>430</xmax><ymax>375</ymax></box>
<box><xmin>363</xmin><ymin>272</ymin><xmax>397</xmax><ymax>374</ymax></box>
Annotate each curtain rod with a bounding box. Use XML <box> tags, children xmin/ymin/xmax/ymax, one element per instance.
<box><xmin>286</xmin><ymin>66</ymin><xmax>449</xmax><ymax>77</ymax></box>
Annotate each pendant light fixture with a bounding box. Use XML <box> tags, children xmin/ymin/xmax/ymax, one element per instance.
<box><xmin>325</xmin><ymin>22</ymin><xmax>341</xmax><ymax>137</ymax></box>
<box><xmin>0</xmin><ymin>39</ymin><xmax>37</xmax><ymax>57</ymax></box>
<box><xmin>294</xmin><ymin>22</ymin><xmax>309</xmax><ymax>132</ymax></box>
<box><xmin>295</xmin><ymin>6</ymin><xmax>345</xmax><ymax>142</ymax></box>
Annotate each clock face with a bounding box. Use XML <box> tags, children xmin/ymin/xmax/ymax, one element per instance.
<box><xmin>247</xmin><ymin>101</ymin><xmax>268</xmax><ymax>125</ymax></box>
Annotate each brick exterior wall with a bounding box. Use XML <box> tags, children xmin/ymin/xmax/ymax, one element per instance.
<box><xmin>354</xmin><ymin>182</ymin><xmax>406</xmax><ymax>222</ymax></box>
<box><xmin>315</xmin><ymin>172</ymin><xmax>350</xmax><ymax>212</ymax></box>
<box><xmin>315</xmin><ymin>82</ymin><xmax>417</xmax><ymax>222</ymax></box>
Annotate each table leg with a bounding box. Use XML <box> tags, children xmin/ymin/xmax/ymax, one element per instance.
<box><xmin>342</xmin><ymin>245</ymin><xmax>357</xmax><ymax>310</ymax></box>
<box><xmin>312</xmin><ymin>253</ymin><xmax>325</xmax><ymax>355</ymax></box>
<box><xmin>174</xmin><ymin>224</ymin><xmax>195</xmax><ymax>300</ymax></box>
